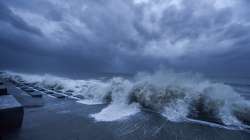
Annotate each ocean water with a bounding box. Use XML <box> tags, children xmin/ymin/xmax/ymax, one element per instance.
<box><xmin>1</xmin><ymin>70</ymin><xmax>250</xmax><ymax>132</ymax></box>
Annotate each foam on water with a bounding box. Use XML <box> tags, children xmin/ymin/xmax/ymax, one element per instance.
<box><xmin>91</xmin><ymin>103</ymin><xmax>140</xmax><ymax>122</ymax></box>
<box><xmin>2</xmin><ymin>70</ymin><xmax>250</xmax><ymax>129</ymax></box>
<box><xmin>77</xmin><ymin>100</ymin><xmax>103</xmax><ymax>105</ymax></box>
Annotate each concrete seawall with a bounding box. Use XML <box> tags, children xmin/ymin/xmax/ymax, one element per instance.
<box><xmin>1</xmin><ymin>80</ymin><xmax>250</xmax><ymax>140</ymax></box>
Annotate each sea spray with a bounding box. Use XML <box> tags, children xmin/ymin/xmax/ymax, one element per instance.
<box><xmin>2</xmin><ymin>70</ymin><xmax>250</xmax><ymax>129</ymax></box>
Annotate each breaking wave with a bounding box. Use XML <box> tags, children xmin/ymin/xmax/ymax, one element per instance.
<box><xmin>1</xmin><ymin>70</ymin><xmax>250</xmax><ymax>130</ymax></box>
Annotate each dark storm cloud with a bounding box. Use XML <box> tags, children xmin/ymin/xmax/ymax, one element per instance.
<box><xmin>0</xmin><ymin>0</ymin><xmax>250</xmax><ymax>76</ymax></box>
<box><xmin>0</xmin><ymin>2</ymin><xmax>42</xmax><ymax>36</ymax></box>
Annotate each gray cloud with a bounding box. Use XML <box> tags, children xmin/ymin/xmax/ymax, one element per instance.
<box><xmin>0</xmin><ymin>0</ymin><xmax>250</xmax><ymax>76</ymax></box>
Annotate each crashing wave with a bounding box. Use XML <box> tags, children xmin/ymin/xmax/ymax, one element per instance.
<box><xmin>1</xmin><ymin>70</ymin><xmax>250</xmax><ymax>129</ymax></box>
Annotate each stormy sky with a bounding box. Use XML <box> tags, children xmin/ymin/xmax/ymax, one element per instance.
<box><xmin>0</xmin><ymin>0</ymin><xmax>250</xmax><ymax>76</ymax></box>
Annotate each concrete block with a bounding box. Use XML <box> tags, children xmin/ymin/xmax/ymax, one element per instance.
<box><xmin>0</xmin><ymin>85</ymin><xmax>8</xmax><ymax>96</ymax></box>
<box><xmin>0</xmin><ymin>95</ymin><xmax>24</xmax><ymax>132</ymax></box>
<box><xmin>45</xmin><ymin>91</ymin><xmax>55</xmax><ymax>95</ymax></box>
<box><xmin>17</xmin><ymin>84</ymin><xmax>26</xmax><ymax>88</ymax></box>
<box><xmin>27</xmin><ymin>91</ymin><xmax>43</xmax><ymax>98</ymax></box>
<box><xmin>34</xmin><ymin>87</ymin><xmax>46</xmax><ymax>92</ymax></box>
<box><xmin>65</xmin><ymin>90</ymin><xmax>74</xmax><ymax>96</ymax></box>
<box><xmin>22</xmin><ymin>87</ymin><xmax>35</xmax><ymax>93</ymax></box>
<box><xmin>51</xmin><ymin>93</ymin><xmax>66</xmax><ymax>99</ymax></box>
<box><xmin>66</xmin><ymin>90</ymin><xmax>74</xmax><ymax>93</ymax></box>
<box><xmin>64</xmin><ymin>92</ymin><xmax>73</xmax><ymax>96</ymax></box>
<box><xmin>73</xmin><ymin>94</ymin><xmax>85</xmax><ymax>99</ymax></box>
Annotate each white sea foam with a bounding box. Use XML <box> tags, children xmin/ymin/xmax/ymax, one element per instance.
<box><xmin>2</xmin><ymin>70</ymin><xmax>250</xmax><ymax>129</ymax></box>
<box><xmin>91</xmin><ymin>103</ymin><xmax>140</xmax><ymax>122</ymax></box>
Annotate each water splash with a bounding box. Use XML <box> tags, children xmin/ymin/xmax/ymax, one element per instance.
<box><xmin>2</xmin><ymin>70</ymin><xmax>250</xmax><ymax>129</ymax></box>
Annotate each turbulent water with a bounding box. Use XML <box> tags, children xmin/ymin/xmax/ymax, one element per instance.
<box><xmin>1</xmin><ymin>70</ymin><xmax>250</xmax><ymax>130</ymax></box>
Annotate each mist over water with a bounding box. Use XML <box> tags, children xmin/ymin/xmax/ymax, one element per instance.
<box><xmin>2</xmin><ymin>69</ymin><xmax>250</xmax><ymax>130</ymax></box>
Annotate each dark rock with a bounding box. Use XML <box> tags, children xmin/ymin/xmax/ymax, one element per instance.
<box><xmin>0</xmin><ymin>85</ymin><xmax>8</xmax><ymax>96</ymax></box>
<box><xmin>0</xmin><ymin>95</ymin><xmax>24</xmax><ymax>133</ymax></box>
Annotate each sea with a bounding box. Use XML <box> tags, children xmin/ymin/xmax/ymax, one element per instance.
<box><xmin>1</xmin><ymin>70</ymin><xmax>250</xmax><ymax>139</ymax></box>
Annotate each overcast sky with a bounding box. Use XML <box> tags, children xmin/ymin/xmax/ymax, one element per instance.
<box><xmin>0</xmin><ymin>0</ymin><xmax>250</xmax><ymax>76</ymax></box>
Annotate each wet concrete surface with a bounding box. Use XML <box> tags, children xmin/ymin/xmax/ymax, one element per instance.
<box><xmin>1</xmin><ymin>82</ymin><xmax>250</xmax><ymax>140</ymax></box>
